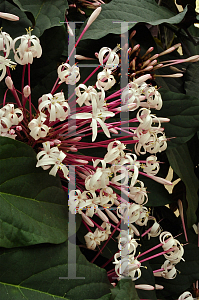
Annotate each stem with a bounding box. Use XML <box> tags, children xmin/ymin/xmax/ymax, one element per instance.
<box><xmin>21</xmin><ymin>65</ymin><xmax>26</xmax><ymax>105</ymax></box>
<box><xmin>28</xmin><ymin>63</ymin><xmax>32</xmax><ymax>120</ymax></box>
<box><xmin>91</xmin><ymin>220</ymin><xmax>121</xmax><ymax>263</ymax></box>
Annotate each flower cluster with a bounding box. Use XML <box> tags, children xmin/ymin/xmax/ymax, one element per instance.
<box><xmin>1</xmin><ymin>7</ymin><xmax>197</xmax><ymax>296</ymax></box>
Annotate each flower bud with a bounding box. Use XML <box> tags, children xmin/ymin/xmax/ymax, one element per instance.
<box><xmin>87</xmin><ymin>7</ymin><xmax>101</xmax><ymax>27</ymax></box>
<box><xmin>0</xmin><ymin>12</ymin><xmax>19</xmax><ymax>21</ymax></box>
<box><xmin>23</xmin><ymin>85</ymin><xmax>31</xmax><ymax>98</ymax></box>
<box><xmin>5</xmin><ymin>76</ymin><xmax>13</xmax><ymax>90</ymax></box>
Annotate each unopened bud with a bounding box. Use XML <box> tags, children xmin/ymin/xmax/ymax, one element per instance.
<box><xmin>23</xmin><ymin>85</ymin><xmax>31</xmax><ymax>98</ymax></box>
<box><xmin>135</xmin><ymin>284</ymin><xmax>154</xmax><ymax>290</ymax></box>
<box><xmin>0</xmin><ymin>12</ymin><xmax>19</xmax><ymax>21</ymax></box>
<box><xmin>16</xmin><ymin>126</ymin><xmax>22</xmax><ymax>131</ymax></box>
<box><xmin>53</xmin><ymin>139</ymin><xmax>61</xmax><ymax>145</ymax></box>
<box><xmin>5</xmin><ymin>76</ymin><xmax>13</xmax><ymax>90</ymax></box>
<box><xmin>87</xmin><ymin>7</ymin><xmax>101</xmax><ymax>27</ymax></box>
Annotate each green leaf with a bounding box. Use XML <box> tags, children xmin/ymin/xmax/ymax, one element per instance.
<box><xmin>0</xmin><ymin>137</ymin><xmax>71</xmax><ymax>248</ymax></box>
<box><xmin>13</xmin><ymin>0</ymin><xmax>68</xmax><ymax>36</ymax></box>
<box><xmin>0</xmin><ymin>242</ymin><xmax>112</xmax><ymax>300</ymax></box>
<box><xmin>166</xmin><ymin>143</ymin><xmax>199</xmax><ymax>227</ymax></box>
<box><xmin>185</xmin><ymin>61</ymin><xmax>199</xmax><ymax>98</ymax></box>
<box><xmin>0</xmin><ymin>1</ymin><xmax>32</xmax><ymax>38</ymax></box>
<box><xmin>157</xmin><ymin>89</ymin><xmax>199</xmax><ymax>146</ymax></box>
<box><xmin>109</xmin><ymin>279</ymin><xmax>139</xmax><ymax>300</ymax></box>
<box><xmin>81</xmin><ymin>0</ymin><xmax>188</xmax><ymax>40</ymax></box>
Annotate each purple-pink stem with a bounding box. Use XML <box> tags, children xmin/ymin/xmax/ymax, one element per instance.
<box><xmin>91</xmin><ymin>220</ymin><xmax>122</xmax><ymax>263</ymax></box>
<box><xmin>82</xmin><ymin>219</ymin><xmax>93</xmax><ymax>232</ymax></box>
<box><xmin>139</xmin><ymin>246</ymin><xmax>178</xmax><ymax>263</ymax></box>
<box><xmin>101</xmin><ymin>251</ymin><xmax>120</xmax><ymax>269</ymax></box>
<box><xmin>3</xmin><ymin>89</ymin><xmax>8</xmax><ymax>106</ymax></box>
<box><xmin>21</xmin><ymin>65</ymin><xmax>26</xmax><ymax>105</ymax></box>
<box><xmin>28</xmin><ymin>63</ymin><xmax>32</xmax><ymax>120</ymax></box>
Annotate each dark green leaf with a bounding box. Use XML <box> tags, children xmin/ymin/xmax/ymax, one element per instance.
<box><xmin>0</xmin><ymin>241</ymin><xmax>111</xmax><ymax>300</ymax></box>
<box><xmin>0</xmin><ymin>137</ymin><xmax>71</xmax><ymax>247</ymax></box>
<box><xmin>166</xmin><ymin>143</ymin><xmax>199</xmax><ymax>227</ymax></box>
<box><xmin>185</xmin><ymin>61</ymin><xmax>199</xmax><ymax>98</ymax></box>
<box><xmin>109</xmin><ymin>279</ymin><xmax>139</xmax><ymax>300</ymax></box>
<box><xmin>157</xmin><ymin>89</ymin><xmax>199</xmax><ymax>145</ymax></box>
<box><xmin>13</xmin><ymin>0</ymin><xmax>68</xmax><ymax>36</ymax></box>
<box><xmin>81</xmin><ymin>0</ymin><xmax>188</xmax><ymax>40</ymax></box>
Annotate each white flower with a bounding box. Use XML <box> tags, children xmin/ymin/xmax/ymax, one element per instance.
<box><xmin>96</xmin><ymin>68</ymin><xmax>116</xmax><ymax>91</ymax></box>
<box><xmin>121</xmin><ymin>83</ymin><xmax>140</xmax><ymax>111</ymax></box>
<box><xmin>117</xmin><ymin>202</ymin><xmax>141</xmax><ymax>225</ymax></box>
<box><xmin>161</xmin><ymin>260</ymin><xmax>177</xmax><ymax>279</ymax></box>
<box><xmin>113</xmin><ymin>252</ymin><xmax>141</xmax><ymax>280</ymax></box>
<box><xmin>68</xmin><ymin>190</ymin><xmax>93</xmax><ymax>214</ymax></box>
<box><xmin>36</xmin><ymin>146</ymin><xmax>69</xmax><ymax>179</ymax></box>
<box><xmin>104</xmin><ymin>141</ymin><xmax>126</xmax><ymax>164</ymax></box>
<box><xmin>148</xmin><ymin>219</ymin><xmax>162</xmax><ymax>239</ymax></box>
<box><xmin>57</xmin><ymin>63</ymin><xmax>80</xmax><ymax>85</ymax></box>
<box><xmin>74</xmin><ymin>102</ymin><xmax>114</xmax><ymax>142</ymax></box>
<box><xmin>39</xmin><ymin>92</ymin><xmax>70</xmax><ymax>122</ymax></box>
<box><xmin>36</xmin><ymin>141</ymin><xmax>60</xmax><ymax>162</ymax></box>
<box><xmin>28</xmin><ymin>114</ymin><xmax>49</xmax><ymax>140</ymax></box>
<box><xmin>2</xmin><ymin>104</ymin><xmax>23</xmax><ymax>125</ymax></box>
<box><xmin>84</xmin><ymin>231</ymin><xmax>101</xmax><ymax>250</ymax></box>
<box><xmin>0</xmin><ymin>56</ymin><xmax>16</xmax><ymax>81</ymax></box>
<box><xmin>0</xmin><ymin>31</ymin><xmax>13</xmax><ymax>58</ymax></box>
<box><xmin>13</xmin><ymin>28</ymin><xmax>42</xmax><ymax>65</ymax></box>
<box><xmin>0</xmin><ymin>108</ymin><xmax>12</xmax><ymax>134</ymax></box>
<box><xmin>178</xmin><ymin>291</ymin><xmax>194</xmax><ymax>300</ymax></box>
<box><xmin>129</xmin><ymin>180</ymin><xmax>148</xmax><ymax>205</ymax></box>
<box><xmin>75</xmin><ymin>84</ymin><xmax>97</xmax><ymax>107</ymax></box>
<box><xmin>118</xmin><ymin>230</ymin><xmax>138</xmax><ymax>256</ymax></box>
<box><xmin>143</xmin><ymin>155</ymin><xmax>160</xmax><ymax>175</ymax></box>
<box><xmin>98</xmin><ymin>46</ymin><xmax>119</xmax><ymax>70</ymax></box>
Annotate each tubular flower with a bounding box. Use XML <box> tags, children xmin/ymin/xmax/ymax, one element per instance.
<box><xmin>114</xmin><ymin>252</ymin><xmax>142</xmax><ymax>281</ymax></box>
<box><xmin>2</xmin><ymin>104</ymin><xmax>23</xmax><ymax>125</ymax></box>
<box><xmin>75</xmin><ymin>84</ymin><xmax>98</xmax><ymax>106</ymax></box>
<box><xmin>178</xmin><ymin>292</ymin><xmax>194</xmax><ymax>300</ymax></box>
<box><xmin>98</xmin><ymin>46</ymin><xmax>119</xmax><ymax>70</ymax></box>
<box><xmin>36</xmin><ymin>144</ymin><xmax>68</xmax><ymax>179</ymax></box>
<box><xmin>74</xmin><ymin>103</ymin><xmax>115</xmax><ymax>142</ymax></box>
<box><xmin>96</xmin><ymin>68</ymin><xmax>116</xmax><ymax>91</ymax></box>
<box><xmin>0</xmin><ymin>30</ymin><xmax>13</xmax><ymax>58</ymax></box>
<box><xmin>121</xmin><ymin>82</ymin><xmax>140</xmax><ymax>111</ymax></box>
<box><xmin>13</xmin><ymin>28</ymin><xmax>42</xmax><ymax>65</ymax></box>
<box><xmin>0</xmin><ymin>108</ymin><xmax>12</xmax><ymax>134</ymax></box>
<box><xmin>0</xmin><ymin>56</ymin><xmax>16</xmax><ymax>81</ymax></box>
<box><xmin>39</xmin><ymin>92</ymin><xmax>70</xmax><ymax>122</ymax></box>
<box><xmin>57</xmin><ymin>63</ymin><xmax>80</xmax><ymax>85</ymax></box>
<box><xmin>28</xmin><ymin>114</ymin><xmax>49</xmax><ymax>140</ymax></box>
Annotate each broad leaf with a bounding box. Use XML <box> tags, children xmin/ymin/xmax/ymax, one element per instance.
<box><xmin>81</xmin><ymin>0</ymin><xmax>188</xmax><ymax>40</ymax></box>
<box><xmin>185</xmin><ymin>61</ymin><xmax>199</xmax><ymax>98</ymax></box>
<box><xmin>110</xmin><ymin>279</ymin><xmax>139</xmax><ymax>300</ymax></box>
<box><xmin>13</xmin><ymin>0</ymin><xmax>68</xmax><ymax>36</ymax></box>
<box><xmin>0</xmin><ymin>137</ymin><xmax>71</xmax><ymax>248</ymax></box>
<box><xmin>157</xmin><ymin>89</ymin><xmax>199</xmax><ymax>146</ymax></box>
<box><xmin>166</xmin><ymin>143</ymin><xmax>199</xmax><ymax>227</ymax></box>
<box><xmin>0</xmin><ymin>242</ymin><xmax>112</xmax><ymax>300</ymax></box>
